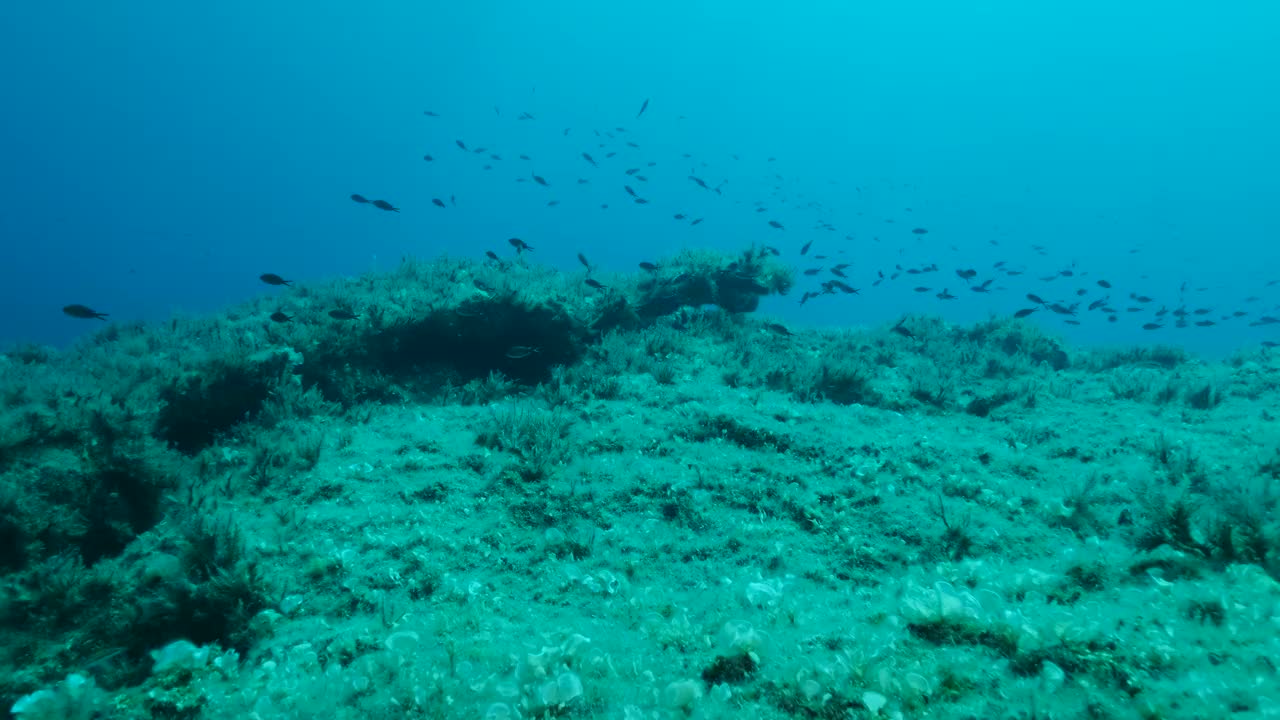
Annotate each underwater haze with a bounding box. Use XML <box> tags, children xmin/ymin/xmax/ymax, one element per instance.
<box><xmin>8</xmin><ymin>3</ymin><xmax>1280</xmax><ymax>719</ymax></box>
<box><xmin>1</xmin><ymin>0</ymin><xmax>1278</xmax><ymax>354</ymax></box>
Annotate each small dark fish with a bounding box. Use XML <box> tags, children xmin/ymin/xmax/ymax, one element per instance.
<box><xmin>62</xmin><ymin>304</ymin><xmax>108</xmax><ymax>320</ymax></box>
<box><xmin>350</xmin><ymin>194</ymin><xmax>370</xmax><ymax>203</ymax></box>
<box><xmin>424</xmin><ymin>110</ymin><xmax>440</xmax><ymax>117</ymax></box>
<box><xmin>1026</xmin><ymin>293</ymin><xmax>1046</xmax><ymax>305</ymax></box>
<box><xmin>432</xmin><ymin>198</ymin><xmax>446</xmax><ymax>208</ymax></box>
<box><xmin>768</xmin><ymin>220</ymin><xmax>784</xmax><ymax>230</ymax></box>
<box><xmin>1097</xmin><ymin>279</ymin><xmax>1111</xmax><ymax>288</ymax></box>
<box><xmin>532</xmin><ymin>174</ymin><xmax>550</xmax><ymax>186</ymax></box>
<box><xmin>270</xmin><ymin>311</ymin><xmax>293</xmax><ymax>323</ymax></box>
<box><xmin>639</xmin><ymin>262</ymin><xmax>658</xmax><ymax>271</ymax></box>
<box><xmin>1142</xmin><ymin>322</ymin><xmax>1163</xmax><ymax>330</ymax></box>
<box><xmin>936</xmin><ymin>289</ymin><xmax>957</xmax><ymax>300</ymax></box>
<box><xmin>578</xmin><ymin>252</ymin><xmax>592</xmax><ymax>269</ymax></box>
<box><xmin>1048</xmin><ymin>303</ymin><xmax>1078</xmax><ymax>316</ymax></box>
<box><xmin>803</xmin><ymin>267</ymin><xmax>822</xmax><ymax>276</ymax></box>
<box><xmin>423</xmin><ymin>155</ymin><xmax>433</xmax><ymax>162</ymax></box>
<box><xmin>955</xmin><ymin>269</ymin><xmax>977</xmax><ymax>281</ymax></box>
<box><xmin>547</xmin><ymin>200</ymin><xmax>560</xmax><ymax>206</ymax></box>
<box><xmin>690</xmin><ymin>218</ymin><xmax>703</xmax><ymax>225</ymax></box>
<box><xmin>633</xmin><ymin>198</ymin><xmax>648</xmax><ymax>204</ymax></box>
<box><xmin>625</xmin><ymin>168</ymin><xmax>640</xmax><ymax>176</ymax></box>
<box><xmin>505</xmin><ymin>345</ymin><xmax>540</xmax><ymax>359</ymax></box>
<box><xmin>624</xmin><ymin>185</ymin><xmax>637</xmax><ymax>197</ymax></box>
<box><xmin>673</xmin><ymin>213</ymin><xmax>687</xmax><ymax>220</ymax></box>
<box><xmin>689</xmin><ymin>176</ymin><xmax>709</xmax><ymax>189</ymax></box>
<box><xmin>800</xmin><ymin>240</ymin><xmax>813</xmax><ymax>255</ymax></box>
<box><xmin>485</xmin><ymin>250</ymin><xmax>501</xmax><ymax>262</ymax></box>
<box><xmin>636</xmin><ymin>98</ymin><xmax>649</xmax><ymax>118</ymax></box>
<box><xmin>260</xmin><ymin>273</ymin><xmax>293</xmax><ymax>287</ymax></box>
<box><xmin>1013</xmin><ymin>308</ymin><xmax>1037</xmax><ymax>318</ymax></box>
<box><xmin>585</xmin><ymin>278</ymin><xmax>606</xmax><ymax>290</ymax></box>
<box><xmin>328</xmin><ymin>309</ymin><xmax>359</xmax><ymax>320</ymax></box>
<box><xmin>508</xmin><ymin>238</ymin><xmax>533</xmax><ymax>253</ymax></box>
<box><xmin>1195</xmin><ymin>320</ymin><xmax>1216</xmax><ymax>327</ymax></box>
<box><xmin>582</xmin><ymin>152</ymin><xmax>598</xmax><ymax>167</ymax></box>
<box><xmin>456</xmin><ymin>139</ymin><xmax>467</xmax><ymax>150</ymax></box>
<box><xmin>913</xmin><ymin>287</ymin><xmax>931</xmax><ymax>293</ymax></box>
<box><xmin>371</xmin><ymin>200</ymin><xmax>399</xmax><ymax>212</ymax></box>
<box><xmin>911</xmin><ymin>228</ymin><xmax>929</xmax><ymax>235</ymax></box>
<box><xmin>971</xmin><ymin>279</ymin><xmax>993</xmax><ymax>293</ymax></box>
<box><xmin>764</xmin><ymin>322</ymin><xmax>792</xmax><ymax>336</ymax></box>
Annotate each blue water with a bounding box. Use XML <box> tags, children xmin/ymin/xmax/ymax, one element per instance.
<box><xmin>2</xmin><ymin>0</ymin><xmax>1278</xmax><ymax>356</ymax></box>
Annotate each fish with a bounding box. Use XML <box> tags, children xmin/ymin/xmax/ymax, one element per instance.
<box><xmin>508</xmin><ymin>238</ymin><xmax>534</xmax><ymax>253</ymax></box>
<box><xmin>350</xmin><ymin>194</ymin><xmax>370</xmax><ymax>203</ymax></box>
<box><xmin>328</xmin><ymin>309</ymin><xmax>359</xmax><ymax>320</ymax></box>
<box><xmin>456</xmin><ymin>139</ymin><xmax>467</xmax><ymax>150</ymax></box>
<box><xmin>911</xmin><ymin>228</ymin><xmax>929</xmax><ymax>235</ymax></box>
<box><xmin>1142</xmin><ymin>322</ymin><xmax>1163</xmax><ymax>330</ymax></box>
<box><xmin>625</xmin><ymin>168</ymin><xmax>640</xmax><ymax>176</ymax></box>
<box><xmin>624</xmin><ymin>185</ymin><xmax>637</xmax><ymax>197</ymax></box>
<box><xmin>423</xmin><ymin>111</ymin><xmax>440</xmax><ymax>117</ymax></box>
<box><xmin>636</xmin><ymin>98</ymin><xmax>649</xmax><ymax>118</ymax></box>
<box><xmin>270</xmin><ymin>311</ymin><xmax>293</xmax><ymax>323</ymax></box>
<box><xmin>62</xmin><ymin>304</ymin><xmax>108</xmax><ymax>320</ymax></box>
<box><xmin>764</xmin><ymin>322</ymin><xmax>793</xmax><ymax>336</ymax></box>
<box><xmin>1013</xmin><ymin>308</ymin><xmax>1037</xmax><ymax>318</ymax></box>
<box><xmin>633</xmin><ymin>198</ymin><xmax>649</xmax><ymax>204</ymax></box>
<box><xmin>505</xmin><ymin>345</ymin><xmax>540</xmax><ymax>359</ymax></box>
<box><xmin>955</xmin><ymin>269</ymin><xmax>977</xmax><ymax>281</ymax></box>
<box><xmin>485</xmin><ymin>250</ymin><xmax>501</xmax><ymax>262</ymax></box>
<box><xmin>423</xmin><ymin>155</ymin><xmax>433</xmax><ymax>162</ymax></box>
<box><xmin>1026</xmin><ymin>293</ymin><xmax>1046</xmax><ymax>305</ymax></box>
<box><xmin>432</xmin><ymin>198</ymin><xmax>446</xmax><ymax>208</ymax></box>
<box><xmin>800</xmin><ymin>240</ymin><xmax>813</xmax><ymax>255</ymax></box>
<box><xmin>768</xmin><ymin>220</ymin><xmax>784</xmax><ymax>230</ymax></box>
<box><xmin>450</xmin><ymin>195</ymin><xmax>457</xmax><ymax>207</ymax></box>
<box><xmin>913</xmin><ymin>287</ymin><xmax>931</xmax><ymax>293</ymax></box>
<box><xmin>690</xmin><ymin>218</ymin><xmax>703</xmax><ymax>225</ymax></box>
<box><xmin>371</xmin><ymin>200</ymin><xmax>399</xmax><ymax>212</ymax></box>
<box><xmin>673</xmin><ymin>213</ymin><xmax>687</xmax><ymax>220</ymax></box>
<box><xmin>689</xmin><ymin>176</ymin><xmax>709</xmax><ymax>189</ymax></box>
<box><xmin>578</xmin><ymin>253</ymin><xmax>592</xmax><ymax>269</ymax></box>
<box><xmin>639</xmin><ymin>262</ymin><xmax>658</xmax><ymax>271</ymax></box>
<box><xmin>260</xmin><ymin>273</ymin><xmax>292</xmax><ymax>286</ymax></box>
<box><xmin>1097</xmin><ymin>279</ymin><xmax>1111</xmax><ymax>288</ymax></box>
<box><xmin>936</xmin><ymin>289</ymin><xmax>957</xmax><ymax>300</ymax></box>
<box><xmin>532</xmin><ymin>174</ymin><xmax>550</xmax><ymax>186</ymax></box>
<box><xmin>803</xmin><ymin>267</ymin><xmax>822</xmax><ymax>276</ymax></box>
<box><xmin>585</xmin><ymin>278</ymin><xmax>606</xmax><ymax>290</ymax></box>
<box><xmin>971</xmin><ymin>279</ymin><xmax>993</xmax><ymax>293</ymax></box>
<box><xmin>582</xmin><ymin>153</ymin><xmax>598</xmax><ymax>167</ymax></box>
